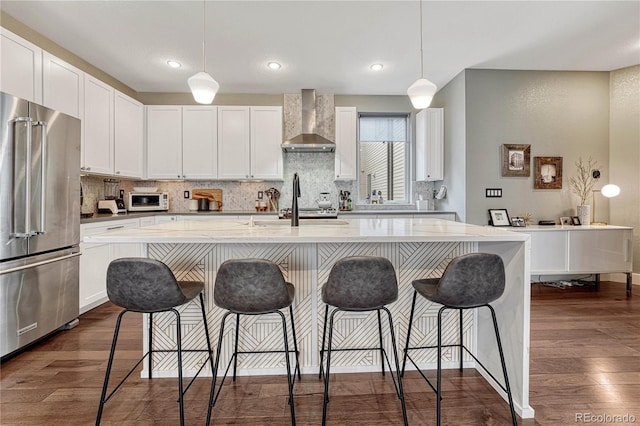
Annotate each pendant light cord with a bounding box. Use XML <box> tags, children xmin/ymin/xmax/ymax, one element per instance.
<box><xmin>202</xmin><ymin>0</ymin><xmax>206</xmax><ymax>73</ymax></box>
<box><xmin>419</xmin><ymin>0</ymin><xmax>424</xmax><ymax>78</ymax></box>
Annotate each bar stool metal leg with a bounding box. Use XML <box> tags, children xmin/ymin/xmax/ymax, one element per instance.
<box><xmin>172</xmin><ymin>309</ymin><xmax>185</xmax><ymax>426</ymax></box>
<box><xmin>318</xmin><ymin>305</ymin><xmax>329</xmax><ymax>379</ymax></box>
<box><xmin>321</xmin><ymin>309</ymin><xmax>338</xmax><ymax>426</ymax></box>
<box><xmin>199</xmin><ymin>293</ymin><xmax>215</xmax><ymax>372</ymax></box>
<box><xmin>96</xmin><ymin>310</ymin><xmax>126</xmax><ymax>426</ymax></box>
<box><xmin>232</xmin><ymin>313</ymin><xmax>240</xmax><ymax>381</ymax></box>
<box><xmin>206</xmin><ymin>311</ymin><xmax>232</xmax><ymax>425</ymax></box>
<box><xmin>289</xmin><ymin>305</ymin><xmax>301</xmax><ymax>380</ymax></box>
<box><xmin>459</xmin><ymin>309</ymin><xmax>464</xmax><ymax>371</ymax></box>
<box><xmin>377</xmin><ymin>309</ymin><xmax>385</xmax><ymax>376</ymax></box>
<box><xmin>401</xmin><ymin>290</ymin><xmax>418</xmax><ymax>377</ymax></box>
<box><xmin>436</xmin><ymin>306</ymin><xmax>445</xmax><ymax>426</ymax></box>
<box><xmin>382</xmin><ymin>307</ymin><xmax>409</xmax><ymax>426</ymax></box>
<box><xmin>489</xmin><ymin>305</ymin><xmax>518</xmax><ymax>425</ymax></box>
<box><xmin>148</xmin><ymin>312</ymin><xmax>153</xmax><ymax>379</ymax></box>
<box><xmin>276</xmin><ymin>310</ymin><xmax>296</xmax><ymax>425</ymax></box>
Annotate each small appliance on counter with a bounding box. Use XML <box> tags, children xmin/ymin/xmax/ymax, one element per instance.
<box><xmin>127</xmin><ymin>191</ymin><xmax>169</xmax><ymax>212</ymax></box>
<box><xmin>97</xmin><ymin>199</ymin><xmax>126</xmax><ymax>214</ymax></box>
<box><xmin>98</xmin><ymin>178</ymin><xmax>126</xmax><ymax>214</ymax></box>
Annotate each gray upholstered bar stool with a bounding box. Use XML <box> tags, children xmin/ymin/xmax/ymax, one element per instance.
<box><xmin>206</xmin><ymin>258</ymin><xmax>300</xmax><ymax>426</ymax></box>
<box><xmin>401</xmin><ymin>252</ymin><xmax>518</xmax><ymax>425</ymax></box>
<box><xmin>96</xmin><ymin>258</ymin><xmax>214</xmax><ymax>426</ymax></box>
<box><xmin>319</xmin><ymin>256</ymin><xmax>408</xmax><ymax>426</ymax></box>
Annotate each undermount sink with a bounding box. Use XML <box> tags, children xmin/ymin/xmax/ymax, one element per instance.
<box><xmin>250</xmin><ymin>219</ymin><xmax>350</xmax><ymax>227</ymax></box>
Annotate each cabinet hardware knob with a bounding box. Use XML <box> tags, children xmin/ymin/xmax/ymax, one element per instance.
<box><xmin>86</xmin><ymin>167</ymin><xmax>91</xmax><ymax>171</ymax></box>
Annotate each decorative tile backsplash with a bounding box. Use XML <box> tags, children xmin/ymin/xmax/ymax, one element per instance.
<box><xmin>80</xmin><ymin>152</ymin><xmax>357</xmax><ymax>214</ymax></box>
<box><xmin>81</xmin><ymin>160</ymin><xmax>433</xmax><ymax>214</ymax></box>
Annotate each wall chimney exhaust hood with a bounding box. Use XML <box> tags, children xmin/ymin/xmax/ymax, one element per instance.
<box><xmin>282</xmin><ymin>89</ymin><xmax>335</xmax><ymax>152</ymax></box>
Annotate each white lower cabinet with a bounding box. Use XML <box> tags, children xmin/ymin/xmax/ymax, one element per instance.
<box><xmin>79</xmin><ymin>219</ymin><xmax>142</xmax><ymax>313</ymax></box>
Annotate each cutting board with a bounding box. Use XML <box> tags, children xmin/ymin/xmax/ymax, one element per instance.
<box><xmin>192</xmin><ymin>189</ymin><xmax>223</xmax><ymax>209</ymax></box>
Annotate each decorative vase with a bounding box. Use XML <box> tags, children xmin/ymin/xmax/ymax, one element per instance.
<box><xmin>576</xmin><ymin>205</ymin><xmax>591</xmax><ymax>226</ymax></box>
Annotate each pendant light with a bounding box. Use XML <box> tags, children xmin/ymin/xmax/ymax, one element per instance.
<box><xmin>188</xmin><ymin>0</ymin><xmax>219</xmax><ymax>104</ymax></box>
<box><xmin>407</xmin><ymin>0</ymin><xmax>437</xmax><ymax>109</ymax></box>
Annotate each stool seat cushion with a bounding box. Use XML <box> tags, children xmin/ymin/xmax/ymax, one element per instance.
<box><xmin>107</xmin><ymin>258</ymin><xmax>204</xmax><ymax>313</ymax></box>
<box><xmin>214</xmin><ymin>259</ymin><xmax>294</xmax><ymax>314</ymax></box>
<box><xmin>322</xmin><ymin>256</ymin><xmax>398</xmax><ymax>310</ymax></box>
<box><xmin>412</xmin><ymin>253</ymin><xmax>505</xmax><ymax>308</ymax></box>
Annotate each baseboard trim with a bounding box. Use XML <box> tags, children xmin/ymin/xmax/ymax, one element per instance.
<box><xmin>602</xmin><ymin>272</ymin><xmax>639</xmax><ymax>285</ymax></box>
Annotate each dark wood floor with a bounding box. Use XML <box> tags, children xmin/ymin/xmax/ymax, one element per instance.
<box><xmin>1</xmin><ymin>282</ymin><xmax>639</xmax><ymax>425</ymax></box>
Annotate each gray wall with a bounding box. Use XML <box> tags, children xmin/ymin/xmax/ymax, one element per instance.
<box><xmin>463</xmin><ymin>69</ymin><xmax>611</xmax><ymax>226</ymax></box>
<box><xmin>610</xmin><ymin>65</ymin><xmax>640</xmax><ymax>271</ymax></box>
<box><xmin>431</xmin><ymin>70</ymin><xmax>467</xmax><ymax>221</ymax></box>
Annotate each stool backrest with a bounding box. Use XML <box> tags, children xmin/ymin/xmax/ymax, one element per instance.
<box><xmin>214</xmin><ymin>258</ymin><xmax>289</xmax><ymax>313</ymax></box>
<box><xmin>324</xmin><ymin>256</ymin><xmax>398</xmax><ymax>310</ymax></box>
<box><xmin>437</xmin><ymin>253</ymin><xmax>505</xmax><ymax>308</ymax></box>
<box><xmin>107</xmin><ymin>258</ymin><xmax>191</xmax><ymax>312</ymax></box>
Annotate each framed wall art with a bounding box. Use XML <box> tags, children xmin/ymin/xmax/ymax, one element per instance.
<box><xmin>534</xmin><ymin>156</ymin><xmax>563</xmax><ymax>189</ymax></box>
<box><xmin>501</xmin><ymin>144</ymin><xmax>530</xmax><ymax>177</ymax></box>
<box><xmin>488</xmin><ymin>209</ymin><xmax>511</xmax><ymax>226</ymax></box>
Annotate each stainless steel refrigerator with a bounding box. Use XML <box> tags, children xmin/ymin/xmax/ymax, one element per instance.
<box><xmin>1</xmin><ymin>91</ymin><xmax>81</xmax><ymax>359</ymax></box>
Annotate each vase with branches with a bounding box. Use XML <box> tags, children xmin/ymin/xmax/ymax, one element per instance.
<box><xmin>569</xmin><ymin>156</ymin><xmax>598</xmax><ymax>225</ymax></box>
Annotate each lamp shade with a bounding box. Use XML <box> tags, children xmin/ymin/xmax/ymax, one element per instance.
<box><xmin>407</xmin><ymin>77</ymin><xmax>437</xmax><ymax>109</ymax></box>
<box><xmin>601</xmin><ymin>184</ymin><xmax>621</xmax><ymax>198</ymax></box>
<box><xmin>188</xmin><ymin>71</ymin><xmax>219</xmax><ymax>104</ymax></box>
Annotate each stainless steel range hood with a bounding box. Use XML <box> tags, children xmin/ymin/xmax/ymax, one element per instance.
<box><xmin>282</xmin><ymin>89</ymin><xmax>335</xmax><ymax>152</ymax></box>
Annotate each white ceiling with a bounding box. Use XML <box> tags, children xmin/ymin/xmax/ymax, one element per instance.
<box><xmin>1</xmin><ymin>1</ymin><xmax>639</xmax><ymax>96</ymax></box>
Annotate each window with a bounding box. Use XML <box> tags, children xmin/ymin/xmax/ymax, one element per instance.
<box><xmin>358</xmin><ymin>114</ymin><xmax>409</xmax><ymax>203</ymax></box>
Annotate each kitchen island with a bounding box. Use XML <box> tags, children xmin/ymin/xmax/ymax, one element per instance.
<box><xmin>84</xmin><ymin>217</ymin><xmax>534</xmax><ymax>418</ymax></box>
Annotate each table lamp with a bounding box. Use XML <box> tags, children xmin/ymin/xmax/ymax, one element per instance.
<box><xmin>591</xmin><ymin>184</ymin><xmax>621</xmax><ymax>225</ymax></box>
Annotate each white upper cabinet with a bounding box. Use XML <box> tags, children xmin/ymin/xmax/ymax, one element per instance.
<box><xmin>334</xmin><ymin>106</ymin><xmax>357</xmax><ymax>180</ymax></box>
<box><xmin>0</xmin><ymin>28</ymin><xmax>42</xmax><ymax>103</ymax></box>
<box><xmin>182</xmin><ymin>106</ymin><xmax>218</xmax><ymax>179</ymax></box>
<box><xmin>217</xmin><ymin>106</ymin><xmax>251</xmax><ymax>179</ymax></box>
<box><xmin>42</xmin><ymin>51</ymin><xmax>83</xmax><ymax>119</ymax></box>
<box><xmin>114</xmin><ymin>91</ymin><xmax>144</xmax><ymax>178</ymax></box>
<box><xmin>146</xmin><ymin>106</ymin><xmax>183</xmax><ymax>179</ymax></box>
<box><xmin>250</xmin><ymin>106</ymin><xmax>283</xmax><ymax>180</ymax></box>
<box><xmin>82</xmin><ymin>74</ymin><xmax>114</xmax><ymax>175</ymax></box>
<box><xmin>415</xmin><ymin>108</ymin><xmax>444</xmax><ymax>181</ymax></box>
<box><xmin>146</xmin><ymin>105</ymin><xmax>218</xmax><ymax>180</ymax></box>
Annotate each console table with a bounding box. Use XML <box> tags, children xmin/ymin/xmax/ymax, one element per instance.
<box><xmin>510</xmin><ymin>225</ymin><xmax>633</xmax><ymax>296</ymax></box>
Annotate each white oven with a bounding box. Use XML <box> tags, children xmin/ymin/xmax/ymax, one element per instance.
<box><xmin>126</xmin><ymin>192</ymin><xmax>169</xmax><ymax>212</ymax></box>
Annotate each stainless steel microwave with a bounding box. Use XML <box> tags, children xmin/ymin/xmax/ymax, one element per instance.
<box><xmin>127</xmin><ymin>192</ymin><xmax>169</xmax><ymax>211</ymax></box>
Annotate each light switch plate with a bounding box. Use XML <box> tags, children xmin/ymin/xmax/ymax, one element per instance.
<box><xmin>184</xmin><ymin>191</ymin><xmax>190</xmax><ymax>199</ymax></box>
<box><xmin>486</xmin><ymin>188</ymin><xmax>502</xmax><ymax>198</ymax></box>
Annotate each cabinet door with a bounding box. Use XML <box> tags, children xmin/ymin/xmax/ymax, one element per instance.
<box><xmin>182</xmin><ymin>106</ymin><xmax>218</xmax><ymax>179</ymax></box>
<box><xmin>78</xmin><ymin>242</ymin><xmax>110</xmax><ymax>314</ymax></box>
<box><xmin>146</xmin><ymin>106</ymin><xmax>183</xmax><ymax>179</ymax></box>
<box><xmin>83</xmin><ymin>75</ymin><xmax>114</xmax><ymax>174</ymax></box>
<box><xmin>114</xmin><ymin>91</ymin><xmax>144</xmax><ymax>178</ymax></box>
<box><xmin>42</xmin><ymin>51</ymin><xmax>83</xmax><ymax>119</ymax></box>
<box><xmin>569</xmin><ymin>229</ymin><xmax>633</xmax><ymax>273</ymax></box>
<box><xmin>251</xmin><ymin>106</ymin><xmax>283</xmax><ymax>180</ymax></box>
<box><xmin>415</xmin><ymin>108</ymin><xmax>444</xmax><ymax>181</ymax></box>
<box><xmin>218</xmin><ymin>106</ymin><xmax>251</xmax><ymax>179</ymax></box>
<box><xmin>334</xmin><ymin>107</ymin><xmax>357</xmax><ymax>180</ymax></box>
<box><xmin>0</xmin><ymin>29</ymin><xmax>42</xmax><ymax>103</ymax></box>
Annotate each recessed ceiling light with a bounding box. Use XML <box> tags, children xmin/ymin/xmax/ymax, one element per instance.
<box><xmin>167</xmin><ymin>60</ymin><xmax>182</xmax><ymax>68</ymax></box>
<box><xmin>267</xmin><ymin>61</ymin><xmax>282</xmax><ymax>70</ymax></box>
<box><xmin>370</xmin><ymin>64</ymin><xmax>383</xmax><ymax>71</ymax></box>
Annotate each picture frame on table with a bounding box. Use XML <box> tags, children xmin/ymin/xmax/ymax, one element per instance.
<box><xmin>489</xmin><ymin>209</ymin><xmax>511</xmax><ymax>226</ymax></box>
<box><xmin>560</xmin><ymin>216</ymin><xmax>571</xmax><ymax>226</ymax></box>
<box><xmin>501</xmin><ymin>144</ymin><xmax>531</xmax><ymax>177</ymax></box>
<box><xmin>534</xmin><ymin>156</ymin><xmax>563</xmax><ymax>189</ymax></box>
<box><xmin>571</xmin><ymin>216</ymin><xmax>582</xmax><ymax>226</ymax></box>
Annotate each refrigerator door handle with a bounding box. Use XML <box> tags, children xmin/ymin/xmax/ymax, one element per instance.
<box><xmin>33</xmin><ymin>120</ymin><xmax>48</xmax><ymax>235</ymax></box>
<box><xmin>11</xmin><ymin>117</ymin><xmax>32</xmax><ymax>239</ymax></box>
<box><xmin>0</xmin><ymin>251</ymin><xmax>81</xmax><ymax>276</ymax></box>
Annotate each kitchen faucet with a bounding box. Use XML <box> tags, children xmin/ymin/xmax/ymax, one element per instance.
<box><xmin>291</xmin><ymin>172</ymin><xmax>300</xmax><ymax>227</ymax></box>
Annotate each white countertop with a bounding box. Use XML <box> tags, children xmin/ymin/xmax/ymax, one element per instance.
<box><xmin>83</xmin><ymin>217</ymin><xmax>529</xmax><ymax>244</ymax></box>
<box><xmin>508</xmin><ymin>224</ymin><xmax>632</xmax><ymax>231</ymax></box>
